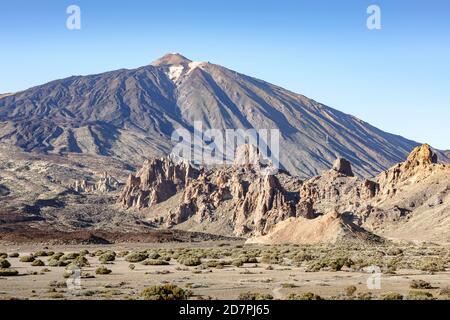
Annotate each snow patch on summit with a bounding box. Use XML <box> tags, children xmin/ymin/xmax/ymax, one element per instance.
<box><xmin>167</xmin><ymin>65</ymin><xmax>185</xmax><ymax>82</ymax></box>
<box><xmin>187</xmin><ymin>61</ymin><xmax>207</xmax><ymax>74</ymax></box>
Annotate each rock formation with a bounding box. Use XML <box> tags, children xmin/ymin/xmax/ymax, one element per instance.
<box><xmin>118</xmin><ymin>144</ymin><xmax>449</xmax><ymax>243</ymax></box>
<box><xmin>118</xmin><ymin>157</ymin><xmax>200</xmax><ymax>209</ymax></box>
<box><xmin>71</xmin><ymin>172</ymin><xmax>120</xmax><ymax>193</ymax></box>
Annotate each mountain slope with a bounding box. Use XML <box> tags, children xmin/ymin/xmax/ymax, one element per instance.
<box><xmin>0</xmin><ymin>53</ymin><xmax>424</xmax><ymax>178</ymax></box>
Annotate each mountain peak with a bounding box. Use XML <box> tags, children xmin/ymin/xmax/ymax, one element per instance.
<box><xmin>406</xmin><ymin>144</ymin><xmax>438</xmax><ymax>166</ymax></box>
<box><xmin>151</xmin><ymin>53</ymin><xmax>192</xmax><ymax>67</ymax></box>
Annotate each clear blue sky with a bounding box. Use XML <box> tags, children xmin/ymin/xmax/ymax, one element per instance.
<box><xmin>1</xmin><ymin>0</ymin><xmax>449</xmax><ymax>149</ymax></box>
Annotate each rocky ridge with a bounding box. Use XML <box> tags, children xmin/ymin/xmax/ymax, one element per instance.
<box><xmin>118</xmin><ymin>144</ymin><xmax>450</xmax><ymax>244</ymax></box>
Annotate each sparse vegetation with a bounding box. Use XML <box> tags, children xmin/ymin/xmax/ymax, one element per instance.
<box><xmin>142</xmin><ymin>259</ymin><xmax>169</xmax><ymax>266</ymax></box>
<box><xmin>381</xmin><ymin>292</ymin><xmax>404</xmax><ymax>300</ymax></box>
<box><xmin>31</xmin><ymin>259</ymin><xmax>45</xmax><ymax>267</ymax></box>
<box><xmin>287</xmin><ymin>292</ymin><xmax>324</xmax><ymax>300</ymax></box>
<box><xmin>0</xmin><ymin>259</ymin><xmax>11</xmax><ymax>268</ymax></box>
<box><xmin>238</xmin><ymin>292</ymin><xmax>274</xmax><ymax>300</ymax></box>
<box><xmin>140</xmin><ymin>284</ymin><xmax>192</xmax><ymax>300</ymax></box>
<box><xmin>95</xmin><ymin>266</ymin><xmax>112</xmax><ymax>275</ymax></box>
<box><xmin>19</xmin><ymin>255</ymin><xmax>35</xmax><ymax>263</ymax></box>
<box><xmin>99</xmin><ymin>251</ymin><xmax>116</xmax><ymax>263</ymax></box>
<box><xmin>344</xmin><ymin>286</ymin><xmax>357</xmax><ymax>296</ymax></box>
<box><xmin>125</xmin><ymin>252</ymin><xmax>148</xmax><ymax>263</ymax></box>
<box><xmin>0</xmin><ymin>268</ymin><xmax>19</xmax><ymax>276</ymax></box>
<box><xmin>177</xmin><ymin>255</ymin><xmax>201</xmax><ymax>267</ymax></box>
<box><xmin>410</xmin><ymin>279</ymin><xmax>432</xmax><ymax>289</ymax></box>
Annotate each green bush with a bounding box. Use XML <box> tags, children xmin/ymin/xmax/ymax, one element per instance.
<box><xmin>232</xmin><ymin>259</ymin><xmax>244</xmax><ymax>267</ymax></box>
<box><xmin>99</xmin><ymin>251</ymin><xmax>116</xmax><ymax>263</ymax></box>
<box><xmin>48</xmin><ymin>259</ymin><xmax>70</xmax><ymax>267</ymax></box>
<box><xmin>61</xmin><ymin>253</ymin><xmax>80</xmax><ymax>261</ymax></box>
<box><xmin>0</xmin><ymin>259</ymin><xmax>11</xmax><ymax>268</ymax></box>
<box><xmin>238</xmin><ymin>292</ymin><xmax>274</xmax><ymax>300</ymax></box>
<box><xmin>95</xmin><ymin>267</ymin><xmax>112</xmax><ymax>275</ymax></box>
<box><xmin>141</xmin><ymin>259</ymin><xmax>169</xmax><ymax>266</ymax></box>
<box><xmin>69</xmin><ymin>256</ymin><xmax>90</xmax><ymax>267</ymax></box>
<box><xmin>31</xmin><ymin>259</ymin><xmax>45</xmax><ymax>267</ymax></box>
<box><xmin>382</xmin><ymin>293</ymin><xmax>404</xmax><ymax>300</ymax></box>
<box><xmin>147</xmin><ymin>252</ymin><xmax>161</xmax><ymax>260</ymax></box>
<box><xmin>140</xmin><ymin>284</ymin><xmax>192</xmax><ymax>300</ymax></box>
<box><xmin>125</xmin><ymin>252</ymin><xmax>148</xmax><ymax>263</ymax></box>
<box><xmin>19</xmin><ymin>255</ymin><xmax>35</xmax><ymax>263</ymax></box>
<box><xmin>287</xmin><ymin>292</ymin><xmax>323</xmax><ymax>300</ymax></box>
<box><xmin>177</xmin><ymin>255</ymin><xmax>201</xmax><ymax>267</ymax></box>
<box><xmin>410</xmin><ymin>280</ymin><xmax>432</xmax><ymax>289</ymax></box>
<box><xmin>34</xmin><ymin>251</ymin><xmax>49</xmax><ymax>257</ymax></box>
<box><xmin>0</xmin><ymin>268</ymin><xmax>19</xmax><ymax>276</ymax></box>
<box><xmin>50</xmin><ymin>252</ymin><xmax>64</xmax><ymax>261</ymax></box>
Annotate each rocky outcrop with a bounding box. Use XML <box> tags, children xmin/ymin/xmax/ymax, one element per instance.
<box><xmin>332</xmin><ymin>157</ymin><xmax>354</xmax><ymax>177</ymax></box>
<box><xmin>71</xmin><ymin>172</ymin><xmax>119</xmax><ymax>193</ymax></box>
<box><xmin>118</xmin><ymin>144</ymin><xmax>449</xmax><ymax>243</ymax></box>
<box><xmin>118</xmin><ymin>157</ymin><xmax>200</xmax><ymax>209</ymax></box>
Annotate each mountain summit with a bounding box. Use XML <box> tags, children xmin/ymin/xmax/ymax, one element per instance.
<box><xmin>0</xmin><ymin>53</ymin><xmax>434</xmax><ymax>178</ymax></box>
<box><xmin>151</xmin><ymin>53</ymin><xmax>192</xmax><ymax>66</ymax></box>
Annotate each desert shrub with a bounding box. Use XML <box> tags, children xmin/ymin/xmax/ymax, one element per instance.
<box><xmin>94</xmin><ymin>250</ymin><xmax>105</xmax><ymax>256</ymax></box>
<box><xmin>99</xmin><ymin>251</ymin><xmax>116</xmax><ymax>263</ymax></box>
<box><xmin>125</xmin><ymin>252</ymin><xmax>148</xmax><ymax>263</ymax></box>
<box><xmin>118</xmin><ymin>251</ymin><xmax>129</xmax><ymax>258</ymax></box>
<box><xmin>287</xmin><ymin>292</ymin><xmax>323</xmax><ymax>300</ymax></box>
<box><xmin>407</xmin><ymin>291</ymin><xmax>434</xmax><ymax>300</ymax></box>
<box><xmin>142</xmin><ymin>259</ymin><xmax>169</xmax><ymax>266</ymax></box>
<box><xmin>19</xmin><ymin>255</ymin><xmax>35</xmax><ymax>263</ymax></box>
<box><xmin>238</xmin><ymin>255</ymin><xmax>257</xmax><ymax>264</ymax></box>
<box><xmin>0</xmin><ymin>253</ymin><xmax>7</xmax><ymax>259</ymax></box>
<box><xmin>410</xmin><ymin>280</ymin><xmax>432</xmax><ymax>289</ymax></box>
<box><xmin>439</xmin><ymin>287</ymin><xmax>450</xmax><ymax>297</ymax></box>
<box><xmin>177</xmin><ymin>255</ymin><xmax>201</xmax><ymax>267</ymax></box>
<box><xmin>232</xmin><ymin>259</ymin><xmax>244</xmax><ymax>267</ymax></box>
<box><xmin>260</xmin><ymin>254</ymin><xmax>279</xmax><ymax>264</ymax></box>
<box><xmin>147</xmin><ymin>252</ymin><xmax>161</xmax><ymax>260</ymax></box>
<box><xmin>0</xmin><ymin>268</ymin><xmax>19</xmax><ymax>276</ymax></box>
<box><xmin>95</xmin><ymin>267</ymin><xmax>112</xmax><ymax>275</ymax></box>
<box><xmin>34</xmin><ymin>251</ymin><xmax>49</xmax><ymax>257</ymax></box>
<box><xmin>355</xmin><ymin>292</ymin><xmax>373</xmax><ymax>300</ymax></box>
<box><xmin>61</xmin><ymin>253</ymin><xmax>80</xmax><ymax>261</ymax></box>
<box><xmin>238</xmin><ymin>292</ymin><xmax>273</xmax><ymax>300</ymax></box>
<box><xmin>344</xmin><ymin>286</ymin><xmax>357</xmax><ymax>296</ymax></box>
<box><xmin>31</xmin><ymin>259</ymin><xmax>45</xmax><ymax>267</ymax></box>
<box><xmin>0</xmin><ymin>259</ymin><xmax>11</xmax><ymax>268</ymax></box>
<box><xmin>48</xmin><ymin>259</ymin><xmax>70</xmax><ymax>267</ymax></box>
<box><xmin>386</xmin><ymin>248</ymin><xmax>403</xmax><ymax>256</ymax></box>
<box><xmin>129</xmin><ymin>264</ymin><xmax>135</xmax><ymax>270</ymax></box>
<box><xmin>50</xmin><ymin>252</ymin><xmax>64</xmax><ymax>260</ymax></box>
<box><xmin>307</xmin><ymin>257</ymin><xmax>353</xmax><ymax>272</ymax></box>
<box><xmin>69</xmin><ymin>256</ymin><xmax>90</xmax><ymax>267</ymax></box>
<box><xmin>419</xmin><ymin>259</ymin><xmax>445</xmax><ymax>273</ymax></box>
<box><xmin>79</xmin><ymin>249</ymin><xmax>89</xmax><ymax>256</ymax></box>
<box><xmin>281</xmin><ymin>283</ymin><xmax>298</xmax><ymax>288</ymax></box>
<box><xmin>8</xmin><ymin>253</ymin><xmax>19</xmax><ymax>258</ymax></box>
<box><xmin>140</xmin><ymin>284</ymin><xmax>192</xmax><ymax>300</ymax></box>
<box><xmin>293</xmin><ymin>253</ymin><xmax>314</xmax><ymax>264</ymax></box>
<box><xmin>382</xmin><ymin>293</ymin><xmax>404</xmax><ymax>300</ymax></box>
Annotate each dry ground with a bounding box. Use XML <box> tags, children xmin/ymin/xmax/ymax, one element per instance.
<box><xmin>0</xmin><ymin>242</ymin><xmax>449</xmax><ymax>300</ymax></box>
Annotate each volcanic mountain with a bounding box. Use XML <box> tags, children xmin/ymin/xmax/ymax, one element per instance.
<box><xmin>0</xmin><ymin>53</ymin><xmax>440</xmax><ymax>178</ymax></box>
